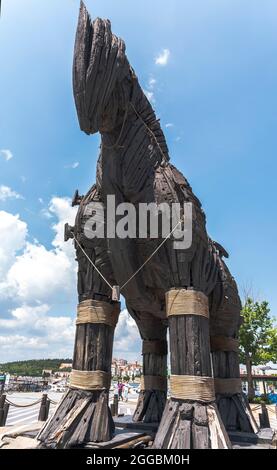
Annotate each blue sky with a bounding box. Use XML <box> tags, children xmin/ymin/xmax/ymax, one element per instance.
<box><xmin>0</xmin><ymin>0</ymin><xmax>277</xmax><ymax>361</ymax></box>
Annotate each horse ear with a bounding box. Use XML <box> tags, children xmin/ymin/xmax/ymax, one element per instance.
<box><xmin>73</xmin><ymin>3</ymin><xmax>131</xmax><ymax>134</ymax></box>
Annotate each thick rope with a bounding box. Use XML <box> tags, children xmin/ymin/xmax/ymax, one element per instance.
<box><xmin>140</xmin><ymin>375</ymin><xmax>167</xmax><ymax>391</ymax></box>
<box><xmin>76</xmin><ymin>299</ymin><xmax>120</xmax><ymax>328</ymax></box>
<box><xmin>166</xmin><ymin>289</ymin><xmax>209</xmax><ymax>318</ymax></box>
<box><xmin>5</xmin><ymin>398</ymin><xmax>42</xmax><ymax>408</ymax></box>
<box><xmin>49</xmin><ymin>399</ymin><xmax>58</xmax><ymax>405</ymax></box>
<box><xmin>170</xmin><ymin>375</ymin><xmax>215</xmax><ymax>402</ymax></box>
<box><xmin>69</xmin><ymin>369</ymin><xmax>111</xmax><ymax>391</ymax></box>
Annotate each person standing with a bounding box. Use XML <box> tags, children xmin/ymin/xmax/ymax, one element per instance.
<box><xmin>123</xmin><ymin>383</ymin><xmax>129</xmax><ymax>402</ymax></box>
<box><xmin>118</xmin><ymin>381</ymin><xmax>124</xmax><ymax>401</ymax></box>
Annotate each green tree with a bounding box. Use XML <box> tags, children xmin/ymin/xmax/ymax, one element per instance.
<box><xmin>239</xmin><ymin>298</ymin><xmax>277</xmax><ymax>400</ymax></box>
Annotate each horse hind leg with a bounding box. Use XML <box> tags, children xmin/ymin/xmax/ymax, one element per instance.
<box><xmin>130</xmin><ymin>310</ymin><xmax>168</xmax><ymax>424</ymax></box>
<box><xmin>154</xmin><ymin>288</ymin><xmax>231</xmax><ymax>449</ymax></box>
<box><xmin>210</xmin><ymin>279</ymin><xmax>259</xmax><ymax>434</ymax></box>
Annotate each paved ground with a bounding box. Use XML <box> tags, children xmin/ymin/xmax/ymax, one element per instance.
<box><xmin>250</xmin><ymin>404</ymin><xmax>277</xmax><ymax>430</ymax></box>
<box><xmin>4</xmin><ymin>391</ymin><xmax>138</xmax><ymax>427</ymax></box>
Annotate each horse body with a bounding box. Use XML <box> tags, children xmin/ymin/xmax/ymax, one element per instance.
<box><xmin>37</xmin><ymin>3</ymin><xmax>257</xmax><ymax>448</ymax></box>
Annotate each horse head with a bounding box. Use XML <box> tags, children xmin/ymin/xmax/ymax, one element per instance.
<box><xmin>73</xmin><ymin>1</ymin><xmax>134</xmax><ymax>135</ymax></box>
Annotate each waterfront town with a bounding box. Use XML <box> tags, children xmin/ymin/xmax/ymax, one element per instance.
<box><xmin>1</xmin><ymin>359</ymin><xmax>277</xmax><ymax>397</ymax></box>
<box><xmin>0</xmin><ymin>358</ymin><xmax>143</xmax><ymax>393</ymax></box>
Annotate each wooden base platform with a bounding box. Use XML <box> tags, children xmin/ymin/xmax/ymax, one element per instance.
<box><xmin>1</xmin><ymin>421</ymin><xmax>276</xmax><ymax>449</ymax></box>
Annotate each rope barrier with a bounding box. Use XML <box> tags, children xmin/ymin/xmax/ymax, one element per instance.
<box><xmin>251</xmin><ymin>404</ymin><xmax>277</xmax><ymax>413</ymax></box>
<box><xmin>251</xmin><ymin>405</ymin><xmax>261</xmax><ymax>411</ymax></box>
<box><xmin>5</xmin><ymin>398</ymin><xmax>42</xmax><ymax>408</ymax></box>
<box><xmin>49</xmin><ymin>399</ymin><xmax>58</xmax><ymax>405</ymax></box>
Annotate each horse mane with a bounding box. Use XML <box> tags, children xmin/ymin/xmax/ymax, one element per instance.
<box><xmin>73</xmin><ymin>1</ymin><xmax>169</xmax><ymax>167</ymax></box>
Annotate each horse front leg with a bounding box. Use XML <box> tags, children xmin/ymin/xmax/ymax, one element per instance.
<box><xmin>37</xmin><ymin>299</ymin><xmax>120</xmax><ymax>448</ymax></box>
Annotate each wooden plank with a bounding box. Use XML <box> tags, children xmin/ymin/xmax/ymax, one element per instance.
<box><xmin>192</xmin><ymin>423</ymin><xmax>209</xmax><ymax>449</ymax></box>
<box><xmin>194</xmin><ymin>403</ymin><xmax>208</xmax><ymax>426</ymax></box>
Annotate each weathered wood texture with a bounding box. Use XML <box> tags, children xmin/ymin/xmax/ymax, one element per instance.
<box><xmin>37</xmin><ymin>320</ymin><xmax>116</xmax><ymax>447</ymax></box>
<box><xmin>153</xmin><ymin>400</ymin><xmax>232</xmax><ymax>449</ymax></box>
<box><xmin>38</xmin><ymin>2</ymin><xmax>253</xmax><ymax>448</ymax></box>
<box><xmin>73</xmin><ymin>323</ymin><xmax>114</xmax><ymax>371</ymax></box>
<box><xmin>212</xmin><ymin>350</ymin><xmax>254</xmax><ymax>433</ymax></box>
<box><xmin>154</xmin><ymin>304</ymin><xmax>231</xmax><ymax>449</ymax></box>
<box><xmin>169</xmin><ymin>314</ymin><xmax>212</xmax><ymax>376</ymax></box>
<box><xmin>209</xmin><ymin>252</ymin><xmax>258</xmax><ymax>434</ymax></box>
<box><xmin>37</xmin><ymin>389</ymin><xmax>113</xmax><ymax>448</ymax></box>
<box><xmin>133</xmin><ymin>351</ymin><xmax>167</xmax><ymax>423</ymax></box>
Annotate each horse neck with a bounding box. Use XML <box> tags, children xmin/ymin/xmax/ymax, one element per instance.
<box><xmin>100</xmin><ymin>83</ymin><xmax>170</xmax><ymax>170</ymax></box>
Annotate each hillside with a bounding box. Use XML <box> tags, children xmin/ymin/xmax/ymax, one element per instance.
<box><xmin>0</xmin><ymin>358</ymin><xmax>72</xmax><ymax>377</ymax></box>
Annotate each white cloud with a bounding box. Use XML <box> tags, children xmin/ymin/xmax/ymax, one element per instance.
<box><xmin>48</xmin><ymin>197</ymin><xmax>77</xmax><ymax>256</ymax></box>
<box><xmin>65</xmin><ymin>162</ymin><xmax>79</xmax><ymax>169</ymax></box>
<box><xmin>0</xmin><ymin>304</ymin><xmax>74</xmax><ymax>343</ymax></box>
<box><xmin>155</xmin><ymin>48</ymin><xmax>170</xmax><ymax>66</ymax></box>
<box><xmin>38</xmin><ymin>198</ymin><xmax>44</xmax><ymax>204</ymax></box>
<box><xmin>0</xmin><ymin>211</ymin><xmax>27</xmax><ymax>277</ymax></box>
<box><xmin>0</xmin><ymin>198</ymin><xmax>78</xmax><ymax>361</ymax></box>
<box><xmin>0</xmin><ymin>334</ymin><xmax>47</xmax><ymax>351</ymax></box>
<box><xmin>165</xmin><ymin>123</ymin><xmax>174</xmax><ymax>128</ymax></box>
<box><xmin>2</xmin><ymin>242</ymin><xmax>75</xmax><ymax>303</ymax></box>
<box><xmin>148</xmin><ymin>77</ymin><xmax>156</xmax><ymax>89</ymax></box>
<box><xmin>0</xmin><ymin>198</ymin><xmax>77</xmax><ymax>304</ymax></box>
<box><xmin>40</xmin><ymin>208</ymin><xmax>53</xmax><ymax>219</ymax></box>
<box><xmin>114</xmin><ymin>309</ymin><xmax>141</xmax><ymax>362</ymax></box>
<box><xmin>0</xmin><ymin>200</ymin><xmax>142</xmax><ymax>362</ymax></box>
<box><xmin>0</xmin><ymin>185</ymin><xmax>23</xmax><ymax>201</ymax></box>
<box><xmin>143</xmin><ymin>89</ymin><xmax>155</xmax><ymax>104</ymax></box>
<box><xmin>0</xmin><ymin>149</ymin><xmax>13</xmax><ymax>161</ymax></box>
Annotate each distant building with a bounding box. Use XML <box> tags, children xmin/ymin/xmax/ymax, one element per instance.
<box><xmin>59</xmin><ymin>363</ymin><xmax>72</xmax><ymax>370</ymax></box>
<box><xmin>118</xmin><ymin>358</ymin><xmax>128</xmax><ymax>366</ymax></box>
<box><xmin>111</xmin><ymin>358</ymin><xmax>142</xmax><ymax>378</ymax></box>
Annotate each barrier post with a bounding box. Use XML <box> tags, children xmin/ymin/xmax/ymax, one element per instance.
<box><xmin>38</xmin><ymin>393</ymin><xmax>48</xmax><ymax>421</ymax></box>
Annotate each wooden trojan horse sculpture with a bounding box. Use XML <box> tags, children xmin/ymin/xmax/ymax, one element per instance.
<box><xmin>37</xmin><ymin>2</ymin><xmax>258</xmax><ymax>448</ymax></box>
